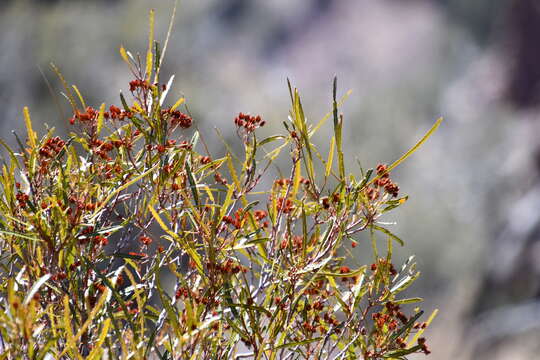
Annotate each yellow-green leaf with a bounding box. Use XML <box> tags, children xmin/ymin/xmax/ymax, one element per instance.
<box><xmin>23</xmin><ymin>107</ymin><xmax>37</xmax><ymax>149</ymax></box>
<box><xmin>96</xmin><ymin>103</ymin><xmax>106</xmax><ymax>136</ymax></box>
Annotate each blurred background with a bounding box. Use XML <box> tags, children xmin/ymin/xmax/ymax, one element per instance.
<box><xmin>1</xmin><ymin>0</ymin><xmax>539</xmax><ymax>358</ymax></box>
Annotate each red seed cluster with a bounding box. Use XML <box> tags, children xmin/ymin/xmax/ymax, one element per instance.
<box><xmin>92</xmin><ymin>235</ymin><xmax>108</xmax><ymax>246</ymax></box>
<box><xmin>374</xmin><ymin>164</ymin><xmax>400</xmax><ymax>198</ymax></box>
<box><xmin>139</xmin><ymin>236</ymin><xmax>152</xmax><ymax>246</ymax></box>
<box><xmin>69</xmin><ymin>261</ymin><xmax>81</xmax><ymax>271</ymax></box>
<box><xmin>129</xmin><ymin>79</ymin><xmax>150</xmax><ymax>92</ymax></box>
<box><xmin>162</xmin><ymin>109</ymin><xmax>193</xmax><ymax>129</ymax></box>
<box><xmin>417</xmin><ymin>337</ymin><xmax>431</xmax><ymax>355</ymax></box>
<box><xmin>254</xmin><ymin>210</ymin><xmax>267</xmax><ymax>221</ymax></box>
<box><xmin>277</xmin><ymin>197</ymin><xmax>294</xmax><ymax>214</ymax></box>
<box><xmin>69</xmin><ymin>105</ymin><xmax>132</xmax><ymax>125</ymax></box>
<box><xmin>214</xmin><ymin>172</ymin><xmax>228</xmax><ymax>185</ymax></box>
<box><xmin>175</xmin><ymin>286</ymin><xmax>221</xmax><ymax>308</ymax></box>
<box><xmin>222</xmin><ymin>208</ymin><xmax>246</xmax><ymax>229</ymax></box>
<box><xmin>274</xmin><ymin>178</ymin><xmax>291</xmax><ymax>187</ymax></box>
<box><xmin>200</xmin><ymin>156</ymin><xmax>211</xmax><ymax>164</ymax></box>
<box><xmin>234</xmin><ymin>112</ymin><xmax>265</xmax><ymax>133</ymax></box>
<box><xmin>80</xmin><ymin>226</ymin><xmax>94</xmax><ymax>236</ymax></box>
<box><xmin>173</xmin><ymin>140</ymin><xmax>190</xmax><ymax>151</ymax></box>
<box><xmin>39</xmin><ymin>137</ymin><xmax>65</xmax><ymax>158</ymax></box>
<box><xmin>207</xmin><ymin>259</ymin><xmax>247</xmax><ymax>275</ymax></box>
<box><xmin>107</xmin><ymin>105</ymin><xmax>133</xmax><ymax>120</ymax></box>
<box><xmin>15</xmin><ymin>192</ymin><xmax>29</xmax><ymax>208</ymax></box>
<box><xmin>51</xmin><ymin>272</ymin><xmax>67</xmax><ymax>281</ymax></box>
<box><xmin>89</xmin><ymin>138</ymin><xmax>115</xmax><ymax>160</ymax></box>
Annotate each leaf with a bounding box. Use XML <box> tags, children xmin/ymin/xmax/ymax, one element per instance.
<box><xmin>393</xmin><ymin>297</ymin><xmax>423</xmax><ymax>305</ymax></box>
<box><xmin>390</xmin><ymin>272</ymin><xmax>420</xmax><ymax>295</ymax></box>
<box><xmin>148</xmin><ymin>205</ymin><xmax>204</xmax><ymax>276</ymax></box>
<box><xmin>381</xmin><ymin>196</ymin><xmax>409</xmax><ymax>214</ymax></box>
<box><xmin>408</xmin><ymin>309</ymin><xmax>438</xmax><ymax>346</ymax></box>
<box><xmin>325</xmin><ymin>136</ymin><xmax>335</xmax><ymax>177</ymax></box>
<box><xmin>160</xmin><ymin>75</ymin><xmax>175</xmax><ymax>106</ymax></box>
<box><xmin>332</xmin><ymin>77</ymin><xmax>345</xmax><ymax>180</ymax></box>
<box><xmin>87</xmin><ymin>319</ymin><xmax>111</xmax><ymax>360</ymax></box>
<box><xmin>71</xmin><ymin>85</ymin><xmax>87</xmax><ymax>109</ymax></box>
<box><xmin>389</xmin><ymin>310</ymin><xmax>424</xmax><ymax>343</ymax></box>
<box><xmin>185</xmin><ymin>161</ymin><xmax>200</xmax><ymax>206</ymax></box>
<box><xmin>23</xmin><ymin>107</ymin><xmax>37</xmax><ymax>149</ymax></box>
<box><xmin>156</xmin><ymin>0</ymin><xmax>178</xmax><ymax>75</ymax></box>
<box><xmin>23</xmin><ymin>274</ymin><xmax>51</xmax><ymax>305</ymax></box>
<box><xmin>372</xmin><ymin>224</ymin><xmax>404</xmax><ymax>246</ymax></box>
<box><xmin>145</xmin><ymin>9</ymin><xmax>155</xmax><ymax>80</ymax></box>
<box><xmin>0</xmin><ymin>229</ymin><xmax>43</xmax><ymax>243</ymax></box>
<box><xmin>50</xmin><ymin>63</ymin><xmax>78</xmax><ymax>113</ymax></box>
<box><xmin>170</xmin><ymin>96</ymin><xmax>185</xmax><ymax>111</ymax></box>
<box><xmin>119</xmin><ymin>45</ymin><xmax>130</xmax><ymax>65</ymax></box>
<box><xmin>90</xmin><ymin>163</ymin><xmax>158</xmax><ymax>220</ymax></box>
<box><xmin>384</xmin><ymin>344</ymin><xmax>422</xmax><ymax>358</ymax></box>
<box><xmin>358</xmin><ymin>168</ymin><xmax>373</xmax><ymax>190</ymax></box>
<box><xmin>368</xmin><ymin>117</ymin><xmax>443</xmax><ymax>187</ymax></box>
<box><xmin>222</xmin><ymin>303</ymin><xmax>271</xmax><ymax>317</ymax></box>
<box><xmin>96</xmin><ymin>103</ymin><xmax>106</xmax><ymax>136</ymax></box>
<box><xmin>318</xmin><ymin>265</ymin><xmax>366</xmax><ymax>278</ymax></box>
<box><xmin>219</xmin><ymin>183</ymin><xmax>235</xmax><ymax>223</ymax></box>
<box><xmin>224</xmin><ymin>237</ymin><xmax>269</xmax><ymax>251</ymax></box>
<box><xmin>259</xmin><ymin>135</ymin><xmax>286</xmax><ymax>146</ymax></box>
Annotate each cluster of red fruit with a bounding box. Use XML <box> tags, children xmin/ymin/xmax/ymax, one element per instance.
<box><xmin>69</xmin><ymin>105</ymin><xmax>133</xmax><ymax>125</ymax></box>
<box><xmin>38</xmin><ymin>136</ymin><xmax>65</xmax><ymax>158</ymax></box>
<box><xmin>129</xmin><ymin>79</ymin><xmax>150</xmax><ymax>92</ymax></box>
<box><xmin>222</xmin><ymin>208</ymin><xmax>247</xmax><ymax>229</ymax></box>
<box><xmin>234</xmin><ymin>112</ymin><xmax>266</xmax><ymax>133</ymax></box>
<box><xmin>139</xmin><ymin>235</ymin><xmax>152</xmax><ymax>246</ymax></box>
<box><xmin>276</xmin><ymin>197</ymin><xmax>294</xmax><ymax>214</ymax></box>
<box><xmin>222</xmin><ymin>208</ymin><xmax>269</xmax><ymax>229</ymax></box>
<box><xmin>207</xmin><ymin>258</ymin><xmax>248</xmax><ymax>275</ymax></box>
<box><xmin>374</xmin><ymin>164</ymin><xmax>400</xmax><ymax>198</ymax></box>
<box><xmin>15</xmin><ymin>192</ymin><xmax>29</xmax><ymax>209</ymax></box>
<box><xmin>162</xmin><ymin>108</ymin><xmax>193</xmax><ymax>129</ymax></box>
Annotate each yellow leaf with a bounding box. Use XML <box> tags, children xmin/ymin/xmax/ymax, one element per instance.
<box><xmin>119</xmin><ymin>45</ymin><xmax>130</xmax><ymax>65</ymax></box>
<box><xmin>96</xmin><ymin>103</ymin><xmax>106</xmax><ymax>136</ymax></box>
<box><xmin>170</xmin><ymin>97</ymin><xmax>185</xmax><ymax>111</ymax></box>
<box><xmin>23</xmin><ymin>107</ymin><xmax>37</xmax><ymax>149</ymax></box>
<box><xmin>325</xmin><ymin>136</ymin><xmax>335</xmax><ymax>177</ymax></box>
<box><xmin>145</xmin><ymin>9</ymin><xmax>155</xmax><ymax>80</ymax></box>
<box><xmin>71</xmin><ymin>85</ymin><xmax>86</xmax><ymax>109</ymax></box>
<box><xmin>148</xmin><ymin>205</ymin><xmax>204</xmax><ymax>276</ymax></box>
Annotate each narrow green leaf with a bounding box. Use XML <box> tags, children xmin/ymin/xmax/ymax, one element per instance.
<box><xmin>185</xmin><ymin>161</ymin><xmax>200</xmax><ymax>206</ymax></box>
<box><xmin>393</xmin><ymin>297</ymin><xmax>423</xmax><ymax>305</ymax></box>
<box><xmin>389</xmin><ymin>310</ymin><xmax>424</xmax><ymax>343</ymax></box>
<box><xmin>325</xmin><ymin>136</ymin><xmax>335</xmax><ymax>177</ymax></box>
<box><xmin>384</xmin><ymin>344</ymin><xmax>423</xmax><ymax>358</ymax></box>
<box><xmin>372</xmin><ymin>224</ymin><xmax>404</xmax><ymax>246</ymax></box>
<box><xmin>368</xmin><ymin>117</ymin><xmax>443</xmax><ymax>187</ymax></box>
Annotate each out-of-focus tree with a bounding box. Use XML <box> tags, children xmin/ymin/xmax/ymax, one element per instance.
<box><xmin>459</xmin><ymin>0</ymin><xmax>540</xmax><ymax>356</ymax></box>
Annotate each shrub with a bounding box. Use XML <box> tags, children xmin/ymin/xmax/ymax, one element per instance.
<box><xmin>0</xmin><ymin>10</ymin><xmax>440</xmax><ymax>360</ymax></box>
